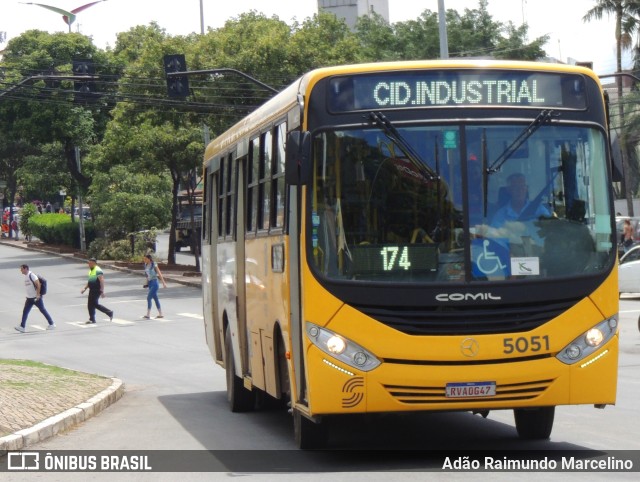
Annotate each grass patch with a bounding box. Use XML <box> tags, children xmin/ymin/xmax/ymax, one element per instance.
<box><xmin>0</xmin><ymin>359</ymin><xmax>104</xmax><ymax>378</ymax></box>
<box><xmin>0</xmin><ymin>360</ymin><xmax>114</xmax><ymax>438</ymax></box>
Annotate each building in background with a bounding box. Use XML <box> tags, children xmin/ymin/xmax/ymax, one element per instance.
<box><xmin>318</xmin><ymin>0</ymin><xmax>389</xmax><ymax>29</ymax></box>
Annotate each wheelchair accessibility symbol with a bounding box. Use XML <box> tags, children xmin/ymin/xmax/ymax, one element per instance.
<box><xmin>472</xmin><ymin>238</ymin><xmax>510</xmax><ymax>278</ymax></box>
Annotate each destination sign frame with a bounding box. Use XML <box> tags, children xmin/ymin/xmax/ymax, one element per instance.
<box><xmin>328</xmin><ymin>70</ymin><xmax>588</xmax><ymax>112</ymax></box>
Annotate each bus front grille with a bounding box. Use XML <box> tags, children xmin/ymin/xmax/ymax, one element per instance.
<box><xmin>383</xmin><ymin>378</ymin><xmax>554</xmax><ymax>404</ymax></box>
<box><xmin>355</xmin><ymin>298</ymin><xmax>579</xmax><ymax>335</ymax></box>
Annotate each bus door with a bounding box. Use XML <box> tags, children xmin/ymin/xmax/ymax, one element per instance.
<box><xmin>203</xmin><ymin>165</ymin><xmax>223</xmax><ymax>363</ymax></box>
<box><xmin>234</xmin><ymin>154</ymin><xmax>251</xmax><ymax>380</ymax></box>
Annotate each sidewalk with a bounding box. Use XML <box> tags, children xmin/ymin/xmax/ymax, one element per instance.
<box><xmin>0</xmin><ymin>237</ymin><xmax>201</xmax><ymax>455</ymax></box>
<box><xmin>0</xmin><ymin>361</ymin><xmax>124</xmax><ymax>455</ymax></box>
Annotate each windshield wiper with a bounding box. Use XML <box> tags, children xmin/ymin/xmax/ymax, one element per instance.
<box><xmin>487</xmin><ymin>110</ymin><xmax>558</xmax><ymax>173</ymax></box>
<box><xmin>368</xmin><ymin>111</ymin><xmax>437</xmax><ymax>181</ymax></box>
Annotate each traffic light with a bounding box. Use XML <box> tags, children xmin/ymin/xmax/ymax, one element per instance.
<box><xmin>72</xmin><ymin>59</ymin><xmax>96</xmax><ymax>103</ymax></box>
<box><xmin>164</xmin><ymin>54</ymin><xmax>189</xmax><ymax>97</ymax></box>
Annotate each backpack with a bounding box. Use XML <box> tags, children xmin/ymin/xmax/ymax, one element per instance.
<box><xmin>30</xmin><ymin>273</ymin><xmax>48</xmax><ymax>295</ymax></box>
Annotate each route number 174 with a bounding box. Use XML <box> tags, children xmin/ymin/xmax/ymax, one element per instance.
<box><xmin>380</xmin><ymin>246</ymin><xmax>411</xmax><ymax>271</ymax></box>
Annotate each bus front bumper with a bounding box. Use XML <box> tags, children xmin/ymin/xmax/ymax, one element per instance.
<box><xmin>303</xmin><ymin>337</ymin><xmax>618</xmax><ymax>415</ymax></box>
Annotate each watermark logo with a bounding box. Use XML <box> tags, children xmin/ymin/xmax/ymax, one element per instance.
<box><xmin>8</xmin><ymin>452</ymin><xmax>39</xmax><ymax>470</ymax></box>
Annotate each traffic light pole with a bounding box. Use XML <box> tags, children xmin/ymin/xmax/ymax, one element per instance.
<box><xmin>0</xmin><ymin>74</ymin><xmax>96</xmax><ymax>99</ymax></box>
<box><xmin>165</xmin><ymin>68</ymin><xmax>278</xmax><ymax>95</ymax></box>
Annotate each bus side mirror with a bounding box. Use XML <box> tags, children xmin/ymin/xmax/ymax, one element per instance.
<box><xmin>285</xmin><ymin>131</ymin><xmax>311</xmax><ymax>185</ymax></box>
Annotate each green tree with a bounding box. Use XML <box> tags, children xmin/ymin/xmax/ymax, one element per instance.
<box><xmin>88</xmin><ymin>165</ymin><xmax>172</xmax><ymax>239</ymax></box>
<box><xmin>193</xmin><ymin>13</ymin><xmax>294</xmax><ymax>133</ymax></box>
<box><xmin>94</xmin><ymin>25</ymin><xmax>204</xmax><ymax>263</ymax></box>
<box><xmin>584</xmin><ymin>0</ymin><xmax>640</xmax><ymax>214</ymax></box>
<box><xmin>492</xmin><ymin>22</ymin><xmax>548</xmax><ymax>60</ymax></box>
<box><xmin>288</xmin><ymin>12</ymin><xmax>360</xmax><ymax>70</ymax></box>
<box><xmin>0</xmin><ymin>136</ymin><xmax>38</xmax><ymax>228</ymax></box>
<box><xmin>18</xmin><ymin>203</ymin><xmax>38</xmax><ymax>242</ymax></box>
<box><xmin>355</xmin><ymin>1</ymin><xmax>548</xmax><ymax>62</ymax></box>
<box><xmin>16</xmin><ymin>143</ymin><xmax>77</xmax><ymax>208</ymax></box>
<box><xmin>445</xmin><ymin>6</ymin><xmax>497</xmax><ymax>58</ymax></box>
<box><xmin>0</xmin><ymin>30</ymin><xmax>114</xmax><ymax>192</ymax></box>
<box><xmin>391</xmin><ymin>10</ymin><xmax>441</xmax><ymax>60</ymax></box>
<box><xmin>354</xmin><ymin>13</ymin><xmax>397</xmax><ymax>61</ymax></box>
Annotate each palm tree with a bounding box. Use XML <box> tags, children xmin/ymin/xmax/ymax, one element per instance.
<box><xmin>584</xmin><ymin>1</ymin><xmax>640</xmax><ymax>215</ymax></box>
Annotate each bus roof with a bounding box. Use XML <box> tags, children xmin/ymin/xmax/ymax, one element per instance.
<box><xmin>203</xmin><ymin>60</ymin><xmax>601</xmax><ymax>162</ymax></box>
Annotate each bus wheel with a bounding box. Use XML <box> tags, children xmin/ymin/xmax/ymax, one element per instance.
<box><xmin>224</xmin><ymin>329</ymin><xmax>254</xmax><ymax>412</ymax></box>
<box><xmin>293</xmin><ymin>410</ymin><xmax>327</xmax><ymax>449</ymax></box>
<box><xmin>514</xmin><ymin>406</ymin><xmax>555</xmax><ymax>440</ymax></box>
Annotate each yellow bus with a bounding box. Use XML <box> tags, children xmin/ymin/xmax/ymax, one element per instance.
<box><xmin>201</xmin><ymin>60</ymin><xmax>618</xmax><ymax>448</ymax></box>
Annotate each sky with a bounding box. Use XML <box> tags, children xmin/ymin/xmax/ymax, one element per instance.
<box><xmin>0</xmin><ymin>0</ymin><xmax>631</xmax><ymax>75</ymax></box>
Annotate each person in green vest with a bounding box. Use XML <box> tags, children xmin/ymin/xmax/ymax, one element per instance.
<box><xmin>81</xmin><ymin>258</ymin><xmax>114</xmax><ymax>324</ymax></box>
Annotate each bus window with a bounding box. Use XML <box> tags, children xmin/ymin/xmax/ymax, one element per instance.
<box><xmin>272</xmin><ymin>123</ymin><xmax>287</xmax><ymax>228</ymax></box>
<box><xmin>310</xmin><ymin>123</ymin><xmax>612</xmax><ymax>283</ymax></box>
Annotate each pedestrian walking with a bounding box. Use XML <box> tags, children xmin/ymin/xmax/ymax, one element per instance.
<box><xmin>16</xmin><ymin>264</ymin><xmax>55</xmax><ymax>332</ymax></box>
<box><xmin>143</xmin><ymin>254</ymin><xmax>167</xmax><ymax>319</ymax></box>
<box><xmin>81</xmin><ymin>257</ymin><xmax>114</xmax><ymax>324</ymax></box>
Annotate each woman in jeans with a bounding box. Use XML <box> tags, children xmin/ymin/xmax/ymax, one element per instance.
<box><xmin>143</xmin><ymin>254</ymin><xmax>167</xmax><ymax>318</ymax></box>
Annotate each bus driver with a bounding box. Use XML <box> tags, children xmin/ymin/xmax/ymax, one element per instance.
<box><xmin>491</xmin><ymin>172</ymin><xmax>551</xmax><ymax>227</ymax></box>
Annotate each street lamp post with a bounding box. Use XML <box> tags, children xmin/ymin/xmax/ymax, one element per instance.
<box><xmin>199</xmin><ymin>0</ymin><xmax>205</xmax><ymax>35</ymax></box>
<box><xmin>438</xmin><ymin>0</ymin><xmax>449</xmax><ymax>59</ymax></box>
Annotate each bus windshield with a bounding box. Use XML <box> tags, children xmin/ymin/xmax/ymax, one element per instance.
<box><xmin>310</xmin><ymin>122</ymin><xmax>614</xmax><ymax>283</ymax></box>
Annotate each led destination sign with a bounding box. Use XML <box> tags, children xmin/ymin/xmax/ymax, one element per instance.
<box><xmin>328</xmin><ymin>71</ymin><xmax>587</xmax><ymax>111</ymax></box>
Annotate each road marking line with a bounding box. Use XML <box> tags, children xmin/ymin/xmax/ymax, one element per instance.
<box><xmin>111</xmin><ymin>319</ymin><xmax>135</xmax><ymax>325</ymax></box>
<box><xmin>177</xmin><ymin>313</ymin><xmax>203</xmax><ymax>319</ymax></box>
<box><xmin>67</xmin><ymin>322</ymin><xmax>97</xmax><ymax>328</ymax></box>
<box><xmin>31</xmin><ymin>325</ymin><xmax>46</xmax><ymax>331</ymax></box>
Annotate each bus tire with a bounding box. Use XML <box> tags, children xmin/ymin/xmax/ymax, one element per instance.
<box><xmin>514</xmin><ymin>406</ymin><xmax>555</xmax><ymax>440</ymax></box>
<box><xmin>293</xmin><ymin>410</ymin><xmax>327</xmax><ymax>449</ymax></box>
<box><xmin>225</xmin><ymin>328</ymin><xmax>254</xmax><ymax>412</ymax></box>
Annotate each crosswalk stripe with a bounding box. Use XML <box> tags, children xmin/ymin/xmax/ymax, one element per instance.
<box><xmin>111</xmin><ymin>318</ymin><xmax>135</xmax><ymax>325</ymax></box>
<box><xmin>67</xmin><ymin>321</ymin><xmax>97</xmax><ymax>328</ymax></box>
<box><xmin>54</xmin><ymin>315</ymin><xmax>192</xmax><ymax>329</ymax></box>
<box><xmin>177</xmin><ymin>313</ymin><xmax>203</xmax><ymax>319</ymax></box>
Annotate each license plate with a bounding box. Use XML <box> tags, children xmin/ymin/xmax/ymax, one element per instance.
<box><xmin>446</xmin><ymin>381</ymin><xmax>496</xmax><ymax>398</ymax></box>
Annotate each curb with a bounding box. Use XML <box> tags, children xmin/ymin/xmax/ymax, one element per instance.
<box><xmin>0</xmin><ymin>378</ymin><xmax>125</xmax><ymax>455</ymax></box>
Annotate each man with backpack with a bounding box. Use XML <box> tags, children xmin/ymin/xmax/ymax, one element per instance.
<box><xmin>16</xmin><ymin>264</ymin><xmax>56</xmax><ymax>333</ymax></box>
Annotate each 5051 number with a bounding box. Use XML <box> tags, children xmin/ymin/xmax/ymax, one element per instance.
<box><xmin>503</xmin><ymin>335</ymin><xmax>550</xmax><ymax>354</ymax></box>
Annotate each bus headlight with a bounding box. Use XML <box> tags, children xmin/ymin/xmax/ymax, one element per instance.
<box><xmin>585</xmin><ymin>328</ymin><xmax>604</xmax><ymax>347</ymax></box>
<box><xmin>556</xmin><ymin>316</ymin><xmax>618</xmax><ymax>365</ymax></box>
<box><xmin>327</xmin><ymin>335</ymin><xmax>346</xmax><ymax>355</ymax></box>
<box><xmin>306</xmin><ymin>322</ymin><xmax>381</xmax><ymax>372</ymax></box>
